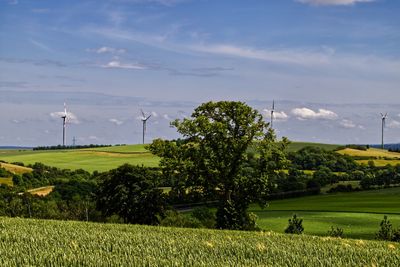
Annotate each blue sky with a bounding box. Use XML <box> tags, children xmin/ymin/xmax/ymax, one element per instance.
<box><xmin>0</xmin><ymin>0</ymin><xmax>400</xmax><ymax>146</ymax></box>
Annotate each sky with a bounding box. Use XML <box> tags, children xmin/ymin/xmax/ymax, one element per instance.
<box><xmin>0</xmin><ymin>0</ymin><xmax>400</xmax><ymax>146</ymax></box>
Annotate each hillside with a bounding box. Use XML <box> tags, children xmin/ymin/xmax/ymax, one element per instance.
<box><xmin>286</xmin><ymin>142</ymin><xmax>340</xmax><ymax>152</ymax></box>
<box><xmin>0</xmin><ymin>145</ymin><xmax>159</xmax><ymax>172</ymax></box>
<box><xmin>337</xmin><ymin>148</ymin><xmax>400</xmax><ymax>166</ymax></box>
<box><xmin>0</xmin><ymin>142</ymin><xmax>338</xmax><ymax>172</ymax></box>
<box><xmin>0</xmin><ymin>217</ymin><xmax>398</xmax><ymax>267</ymax></box>
<box><xmin>251</xmin><ymin>187</ymin><xmax>400</xmax><ymax>239</ymax></box>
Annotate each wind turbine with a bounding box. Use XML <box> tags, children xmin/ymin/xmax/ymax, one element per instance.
<box><xmin>381</xmin><ymin>113</ymin><xmax>388</xmax><ymax>149</ymax></box>
<box><xmin>61</xmin><ymin>103</ymin><xmax>68</xmax><ymax>146</ymax></box>
<box><xmin>140</xmin><ymin>109</ymin><xmax>151</xmax><ymax>144</ymax></box>
<box><xmin>270</xmin><ymin>100</ymin><xmax>275</xmax><ymax>128</ymax></box>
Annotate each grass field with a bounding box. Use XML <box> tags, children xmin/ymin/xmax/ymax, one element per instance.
<box><xmin>0</xmin><ymin>142</ymin><xmax>339</xmax><ymax>172</ymax></box>
<box><xmin>0</xmin><ymin>145</ymin><xmax>159</xmax><ymax>172</ymax></box>
<box><xmin>286</xmin><ymin>142</ymin><xmax>340</xmax><ymax>152</ymax></box>
<box><xmin>0</xmin><ymin>217</ymin><xmax>398</xmax><ymax>267</ymax></box>
<box><xmin>251</xmin><ymin>187</ymin><xmax>400</xmax><ymax>239</ymax></box>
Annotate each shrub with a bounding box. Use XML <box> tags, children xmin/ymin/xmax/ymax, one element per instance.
<box><xmin>191</xmin><ymin>207</ymin><xmax>216</xmax><ymax>229</ymax></box>
<box><xmin>284</xmin><ymin>214</ymin><xmax>304</xmax><ymax>234</ymax></box>
<box><xmin>327</xmin><ymin>226</ymin><xmax>344</xmax><ymax>238</ymax></box>
<box><xmin>376</xmin><ymin>216</ymin><xmax>393</xmax><ymax>241</ymax></box>
<box><xmin>160</xmin><ymin>210</ymin><xmax>203</xmax><ymax>228</ymax></box>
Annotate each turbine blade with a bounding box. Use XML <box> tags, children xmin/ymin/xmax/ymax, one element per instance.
<box><xmin>141</xmin><ymin>109</ymin><xmax>145</xmax><ymax>118</ymax></box>
<box><xmin>272</xmin><ymin>100</ymin><xmax>275</xmax><ymax>110</ymax></box>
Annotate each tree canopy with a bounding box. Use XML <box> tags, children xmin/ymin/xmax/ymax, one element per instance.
<box><xmin>149</xmin><ymin>101</ymin><xmax>288</xmax><ymax>230</ymax></box>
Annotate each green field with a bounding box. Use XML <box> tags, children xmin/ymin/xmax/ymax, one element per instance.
<box><xmin>286</xmin><ymin>142</ymin><xmax>340</xmax><ymax>152</ymax></box>
<box><xmin>0</xmin><ymin>145</ymin><xmax>159</xmax><ymax>172</ymax></box>
<box><xmin>251</xmin><ymin>187</ymin><xmax>400</xmax><ymax>239</ymax></box>
<box><xmin>0</xmin><ymin>217</ymin><xmax>398</xmax><ymax>267</ymax></box>
<box><xmin>0</xmin><ymin>142</ymin><xmax>339</xmax><ymax>172</ymax></box>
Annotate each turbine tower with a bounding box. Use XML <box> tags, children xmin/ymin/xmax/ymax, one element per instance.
<box><xmin>381</xmin><ymin>113</ymin><xmax>388</xmax><ymax>149</ymax></box>
<box><xmin>61</xmin><ymin>103</ymin><xmax>67</xmax><ymax>146</ymax></box>
<box><xmin>270</xmin><ymin>100</ymin><xmax>275</xmax><ymax>128</ymax></box>
<box><xmin>140</xmin><ymin>109</ymin><xmax>151</xmax><ymax>144</ymax></box>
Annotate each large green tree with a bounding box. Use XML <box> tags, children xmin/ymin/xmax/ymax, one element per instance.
<box><xmin>149</xmin><ymin>101</ymin><xmax>288</xmax><ymax>230</ymax></box>
<box><xmin>96</xmin><ymin>164</ymin><xmax>166</xmax><ymax>225</ymax></box>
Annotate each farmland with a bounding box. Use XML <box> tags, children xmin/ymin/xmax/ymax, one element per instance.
<box><xmin>0</xmin><ymin>145</ymin><xmax>159</xmax><ymax>172</ymax></box>
<box><xmin>251</xmin><ymin>187</ymin><xmax>400</xmax><ymax>239</ymax></box>
<box><xmin>0</xmin><ymin>142</ymin><xmax>335</xmax><ymax>172</ymax></box>
<box><xmin>337</xmin><ymin>148</ymin><xmax>400</xmax><ymax>166</ymax></box>
<box><xmin>0</xmin><ymin>217</ymin><xmax>399</xmax><ymax>267</ymax></box>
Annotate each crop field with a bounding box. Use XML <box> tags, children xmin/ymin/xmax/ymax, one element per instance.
<box><xmin>251</xmin><ymin>187</ymin><xmax>400</xmax><ymax>239</ymax></box>
<box><xmin>0</xmin><ymin>145</ymin><xmax>159</xmax><ymax>172</ymax></box>
<box><xmin>0</xmin><ymin>162</ymin><xmax>32</xmax><ymax>174</ymax></box>
<box><xmin>0</xmin><ymin>217</ymin><xmax>398</xmax><ymax>267</ymax></box>
<box><xmin>26</xmin><ymin>186</ymin><xmax>55</xmax><ymax>196</ymax></box>
<box><xmin>337</xmin><ymin>148</ymin><xmax>400</xmax><ymax>159</ymax></box>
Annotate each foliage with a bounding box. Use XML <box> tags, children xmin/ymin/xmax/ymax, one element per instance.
<box><xmin>96</xmin><ymin>164</ymin><xmax>166</xmax><ymax>225</ymax></box>
<box><xmin>288</xmin><ymin>146</ymin><xmax>357</xmax><ymax>172</ymax></box>
<box><xmin>327</xmin><ymin>226</ymin><xmax>344</xmax><ymax>238</ymax></box>
<box><xmin>376</xmin><ymin>216</ymin><xmax>394</xmax><ymax>241</ymax></box>
<box><xmin>284</xmin><ymin>214</ymin><xmax>304</xmax><ymax>234</ymax></box>
<box><xmin>191</xmin><ymin>207</ymin><xmax>216</xmax><ymax>228</ymax></box>
<box><xmin>160</xmin><ymin>210</ymin><xmax>203</xmax><ymax>228</ymax></box>
<box><xmin>33</xmin><ymin>144</ymin><xmax>113</xmax><ymax>150</ymax></box>
<box><xmin>149</xmin><ymin>101</ymin><xmax>288</xmax><ymax>230</ymax></box>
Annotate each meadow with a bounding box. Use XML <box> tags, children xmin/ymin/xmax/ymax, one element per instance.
<box><xmin>0</xmin><ymin>145</ymin><xmax>159</xmax><ymax>172</ymax></box>
<box><xmin>251</xmin><ymin>187</ymin><xmax>400</xmax><ymax>239</ymax></box>
<box><xmin>0</xmin><ymin>217</ymin><xmax>398</xmax><ymax>267</ymax></box>
<box><xmin>0</xmin><ymin>142</ymin><xmax>335</xmax><ymax>172</ymax></box>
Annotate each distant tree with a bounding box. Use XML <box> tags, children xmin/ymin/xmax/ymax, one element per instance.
<box><xmin>96</xmin><ymin>164</ymin><xmax>166</xmax><ymax>225</ymax></box>
<box><xmin>149</xmin><ymin>101</ymin><xmax>288</xmax><ymax>230</ymax></box>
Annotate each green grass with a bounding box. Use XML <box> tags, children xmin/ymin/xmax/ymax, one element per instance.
<box><xmin>0</xmin><ymin>145</ymin><xmax>159</xmax><ymax>172</ymax></box>
<box><xmin>0</xmin><ymin>217</ymin><xmax>399</xmax><ymax>267</ymax></box>
<box><xmin>286</xmin><ymin>142</ymin><xmax>340</xmax><ymax>152</ymax></box>
<box><xmin>0</xmin><ymin>142</ymin><xmax>341</xmax><ymax>172</ymax></box>
<box><xmin>250</xmin><ymin>187</ymin><xmax>400</xmax><ymax>239</ymax></box>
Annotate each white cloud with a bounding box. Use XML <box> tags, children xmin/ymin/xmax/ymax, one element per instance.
<box><xmin>340</xmin><ymin>119</ymin><xmax>357</xmax><ymax>129</ymax></box>
<box><xmin>387</xmin><ymin>120</ymin><xmax>400</xmax><ymax>129</ymax></box>
<box><xmin>163</xmin><ymin>114</ymin><xmax>171</xmax><ymax>120</ymax></box>
<box><xmin>151</xmin><ymin>111</ymin><xmax>158</xmax><ymax>117</ymax></box>
<box><xmin>292</xmin><ymin>108</ymin><xmax>338</xmax><ymax>120</ymax></box>
<box><xmin>101</xmin><ymin>60</ymin><xmax>147</xmax><ymax>70</ymax></box>
<box><xmin>263</xmin><ymin>109</ymin><xmax>289</xmax><ymax>121</ymax></box>
<box><xmin>296</xmin><ymin>0</ymin><xmax>374</xmax><ymax>6</ymax></box>
<box><xmin>50</xmin><ymin>111</ymin><xmax>80</xmax><ymax>124</ymax></box>
<box><xmin>87</xmin><ymin>46</ymin><xmax>126</xmax><ymax>54</ymax></box>
<box><xmin>109</xmin><ymin>118</ymin><xmax>124</xmax><ymax>125</ymax></box>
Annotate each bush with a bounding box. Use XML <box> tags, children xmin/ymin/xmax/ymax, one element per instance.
<box><xmin>327</xmin><ymin>226</ymin><xmax>344</xmax><ymax>238</ymax></box>
<box><xmin>191</xmin><ymin>207</ymin><xmax>216</xmax><ymax>229</ymax></box>
<box><xmin>160</xmin><ymin>210</ymin><xmax>203</xmax><ymax>228</ymax></box>
<box><xmin>376</xmin><ymin>216</ymin><xmax>393</xmax><ymax>241</ymax></box>
<box><xmin>284</xmin><ymin>214</ymin><xmax>304</xmax><ymax>234</ymax></box>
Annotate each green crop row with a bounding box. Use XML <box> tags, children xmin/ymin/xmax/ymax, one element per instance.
<box><xmin>0</xmin><ymin>217</ymin><xmax>398</xmax><ymax>266</ymax></box>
